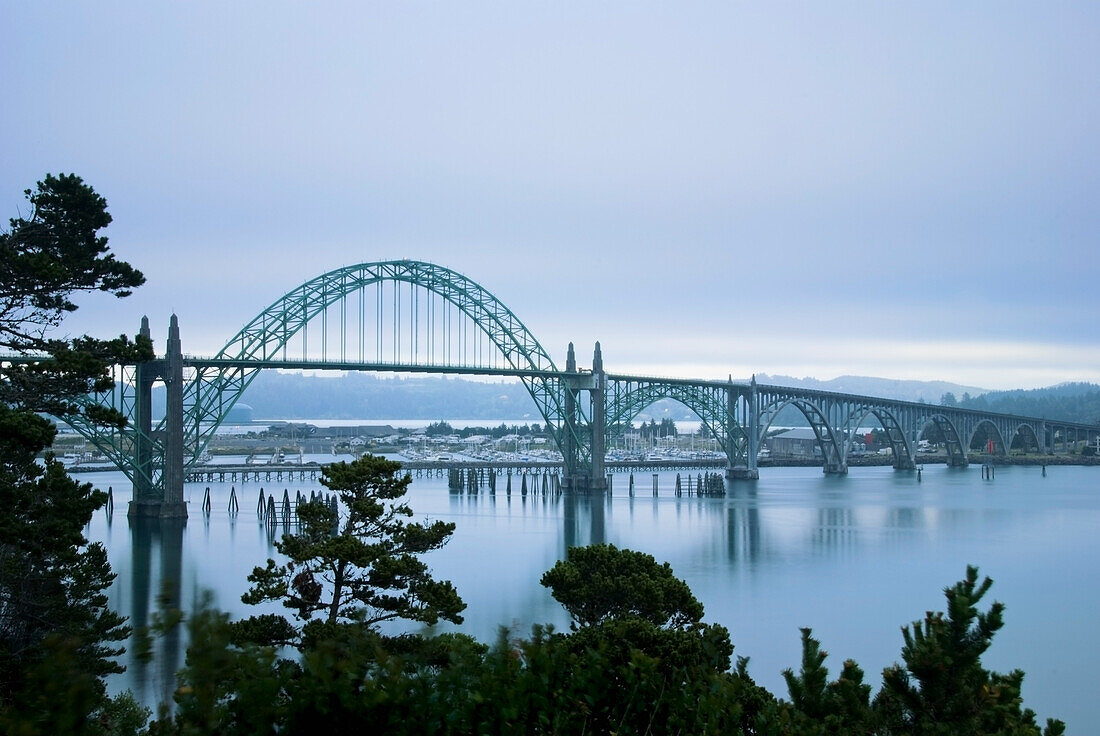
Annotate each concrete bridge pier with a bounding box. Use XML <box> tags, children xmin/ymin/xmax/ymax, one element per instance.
<box><xmin>128</xmin><ymin>315</ymin><xmax>187</xmax><ymax>519</ymax></box>
<box><xmin>822</xmin><ymin>462</ymin><xmax>848</xmax><ymax>475</ymax></box>
<box><xmin>725</xmin><ymin>376</ymin><xmax>759</xmax><ymax>480</ymax></box>
<box><xmin>160</xmin><ymin>315</ymin><xmax>187</xmax><ymax>517</ymax></box>
<box><xmin>562</xmin><ymin>343</ymin><xmax>577</xmax><ymax>486</ymax></box>
<box><xmin>588</xmin><ymin>342</ymin><xmax>607</xmax><ymax>491</ymax></box>
<box><xmin>560</xmin><ymin>343</ymin><xmax>583</xmax><ymax>492</ymax></box>
<box><xmin>560</xmin><ymin>342</ymin><xmax>609</xmax><ymax>494</ymax></box>
<box><xmin>128</xmin><ymin>316</ymin><xmax>157</xmax><ymax>514</ymax></box>
<box><xmin>894</xmin><ymin>431</ymin><xmax>917</xmax><ymax>470</ymax></box>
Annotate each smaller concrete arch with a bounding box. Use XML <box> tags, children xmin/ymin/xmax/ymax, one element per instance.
<box><xmin>967</xmin><ymin>419</ymin><xmax>1008</xmax><ymax>456</ymax></box>
<box><xmin>1008</xmin><ymin>422</ymin><xmax>1042</xmax><ymax>453</ymax></box>
<box><xmin>758</xmin><ymin>397</ymin><xmax>846</xmax><ymax>474</ymax></box>
<box><xmin>916</xmin><ymin>413</ymin><xmax>968</xmax><ymax>467</ymax></box>
<box><xmin>844</xmin><ymin>406</ymin><xmax>916</xmax><ymax>470</ymax></box>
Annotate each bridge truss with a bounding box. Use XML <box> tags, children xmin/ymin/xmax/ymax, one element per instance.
<box><xmin>51</xmin><ymin>259</ymin><xmax>1100</xmax><ymax>515</ymax></box>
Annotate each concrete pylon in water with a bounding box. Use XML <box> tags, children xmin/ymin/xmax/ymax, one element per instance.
<box><xmin>561</xmin><ymin>341</ymin><xmax>608</xmax><ymax>493</ymax></box>
<box><xmin>128</xmin><ymin>315</ymin><xmax>188</xmax><ymax>519</ymax></box>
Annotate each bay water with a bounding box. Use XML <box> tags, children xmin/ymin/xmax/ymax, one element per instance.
<box><xmin>80</xmin><ymin>462</ymin><xmax>1099</xmax><ymax>731</ymax></box>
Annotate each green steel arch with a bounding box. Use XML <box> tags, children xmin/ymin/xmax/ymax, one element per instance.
<box><xmin>605</xmin><ymin>379</ymin><xmax>742</xmax><ymax>465</ymax></box>
<box><xmin>178</xmin><ymin>260</ymin><xmax>583</xmax><ymax>468</ymax></box>
<box><xmin>65</xmin><ymin>363</ymin><xmax>152</xmax><ymax>486</ymax></box>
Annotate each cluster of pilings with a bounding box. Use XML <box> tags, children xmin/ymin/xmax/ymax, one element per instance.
<box><xmin>187</xmin><ymin>485</ymin><xmax>345</xmax><ymax>526</ymax></box>
<box><xmin>253</xmin><ymin>487</ymin><xmax>341</xmax><ymax>528</ymax></box>
<box><xmin>675</xmin><ymin>472</ymin><xmax>726</xmax><ymax>497</ymax></box>
<box><xmin>199</xmin><ymin>485</ymin><xmax>240</xmax><ymax>515</ymax></box>
<box><xmin>623</xmin><ymin>471</ymin><xmax>727</xmax><ymax>497</ymax></box>
<box><xmin>448</xmin><ymin>468</ymin><xmax>564</xmax><ymax>497</ymax></box>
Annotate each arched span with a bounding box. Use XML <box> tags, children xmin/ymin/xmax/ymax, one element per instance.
<box><xmin>915</xmin><ymin>413</ymin><xmax>968</xmax><ymax>467</ymax></box>
<box><xmin>842</xmin><ymin>406</ymin><xmax>915</xmax><ymax>469</ymax></box>
<box><xmin>180</xmin><ymin>260</ymin><xmax>580</xmax><ymax>466</ymax></box>
<box><xmin>1010</xmin><ymin>422</ymin><xmax>1041</xmax><ymax>452</ymax></box>
<box><xmin>967</xmin><ymin>419</ymin><xmax>1007</xmax><ymax>456</ymax></box>
<box><xmin>758</xmin><ymin>397</ymin><xmax>846</xmax><ymax>473</ymax></box>
<box><xmin>604</xmin><ymin>380</ymin><xmax>742</xmax><ymax>466</ymax></box>
<box><xmin>218</xmin><ymin>261</ymin><xmax>556</xmax><ymax>369</ymax></box>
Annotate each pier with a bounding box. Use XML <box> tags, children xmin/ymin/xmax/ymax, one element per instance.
<box><xmin>182</xmin><ymin>456</ymin><xmax>728</xmax><ymax>484</ymax></box>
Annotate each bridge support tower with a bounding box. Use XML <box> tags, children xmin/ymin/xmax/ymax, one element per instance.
<box><xmin>726</xmin><ymin>375</ymin><xmax>759</xmax><ymax>480</ymax></box>
<box><xmin>128</xmin><ymin>315</ymin><xmax>187</xmax><ymax>519</ymax></box>
<box><xmin>560</xmin><ymin>342</ymin><xmax>609</xmax><ymax>493</ymax></box>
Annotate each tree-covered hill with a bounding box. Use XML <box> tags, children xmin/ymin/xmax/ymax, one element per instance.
<box><xmin>952</xmin><ymin>382</ymin><xmax>1100</xmax><ymax>424</ymax></box>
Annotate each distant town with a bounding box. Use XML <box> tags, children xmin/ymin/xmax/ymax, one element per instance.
<box><xmin>52</xmin><ymin>415</ymin><xmax>1100</xmax><ymax>471</ymax></box>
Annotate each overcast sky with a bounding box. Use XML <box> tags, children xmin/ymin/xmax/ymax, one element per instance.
<box><xmin>3</xmin><ymin>2</ymin><xmax>1098</xmax><ymax>390</ymax></box>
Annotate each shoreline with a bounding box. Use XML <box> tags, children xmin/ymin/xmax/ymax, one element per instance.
<box><xmin>67</xmin><ymin>453</ymin><xmax>1100</xmax><ymax>474</ymax></box>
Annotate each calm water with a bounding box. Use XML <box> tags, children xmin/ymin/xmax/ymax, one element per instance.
<box><xmin>81</xmin><ymin>463</ymin><xmax>1099</xmax><ymax>732</ymax></box>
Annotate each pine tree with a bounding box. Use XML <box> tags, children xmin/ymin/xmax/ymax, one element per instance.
<box><xmin>0</xmin><ymin>174</ymin><xmax>146</xmax><ymax>733</ymax></box>
<box><xmin>540</xmin><ymin>544</ymin><xmax>704</xmax><ymax>630</ymax></box>
<box><xmin>240</xmin><ymin>454</ymin><xmax>464</xmax><ymax>647</ymax></box>
<box><xmin>874</xmin><ymin>565</ymin><xmax>1065</xmax><ymax>735</ymax></box>
<box><xmin>782</xmin><ymin>627</ymin><xmax>872</xmax><ymax>735</ymax></box>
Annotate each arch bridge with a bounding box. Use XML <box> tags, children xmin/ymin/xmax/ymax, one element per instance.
<box><xmin>52</xmin><ymin>260</ymin><xmax>1098</xmax><ymax>518</ymax></box>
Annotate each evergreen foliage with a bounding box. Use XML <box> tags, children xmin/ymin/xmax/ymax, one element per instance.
<box><xmin>148</xmin><ymin>548</ymin><xmax>1066</xmax><ymax>735</ymax></box>
<box><xmin>782</xmin><ymin>627</ymin><xmax>873</xmax><ymax>735</ymax></box>
<box><xmin>540</xmin><ymin>543</ymin><xmax>704</xmax><ymax>629</ymax></box>
<box><xmin>0</xmin><ymin>174</ymin><xmax>146</xmax><ymax>733</ymax></box>
<box><xmin>0</xmin><ymin>173</ymin><xmax>143</xmax><ymax>348</ymax></box>
<box><xmin>874</xmin><ymin>565</ymin><xmax>1064</xmax><ymax>735</ymax></box>
<box><xmin>956</xmin><ymin>383</ymin><xmax>1100</xmax><ymax>425</ymax></box>
<box><xmin>0</xmin><ymin>427</ymin><xmax>132</xmax><ymax>734</ymax></box>
<box><xmin>239</xmin><ymin>454</ymin><xmax>465</xmax><ymax>647</ymax></box>
<box><xmin>0</xmin><ymin>175</ymin><xmax>151</xmax><ymax>426</ymax></box>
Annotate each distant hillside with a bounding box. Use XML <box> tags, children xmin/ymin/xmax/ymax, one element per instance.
<box><xmin>954</xmin><ymin>382</ymin><xmax>1100</xmax><ymax>424</ymax></box>
<box><xmin>238</xmin><ymin>372</ymin><xmax>540</xmax><ymax>420</ymax></box>
<box><xmin>219</xmin><ymin>371</ymin><xmax>1004</xmax><ymax>423</ymax></box>
<box><xmin>149</xmin><ymin>371</ymin><xmax>1096</xmax><ymax>426</ymax></box>
<box><xmin>753</xmin><ymin>374</ymin><xmax>988</xmax><ymax>404</ymax></box>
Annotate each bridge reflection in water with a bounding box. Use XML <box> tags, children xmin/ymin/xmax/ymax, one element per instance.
<box><xmin>124</xmin><ymin>517</ymin><xmax>184</xmax><ymax>707</ymax></box>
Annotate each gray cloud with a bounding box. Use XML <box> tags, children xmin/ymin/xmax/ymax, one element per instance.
<box><xmin>3</xmin><ymin>2</ymin><xmax>1098</xmax><ymax>388</ymax></box>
